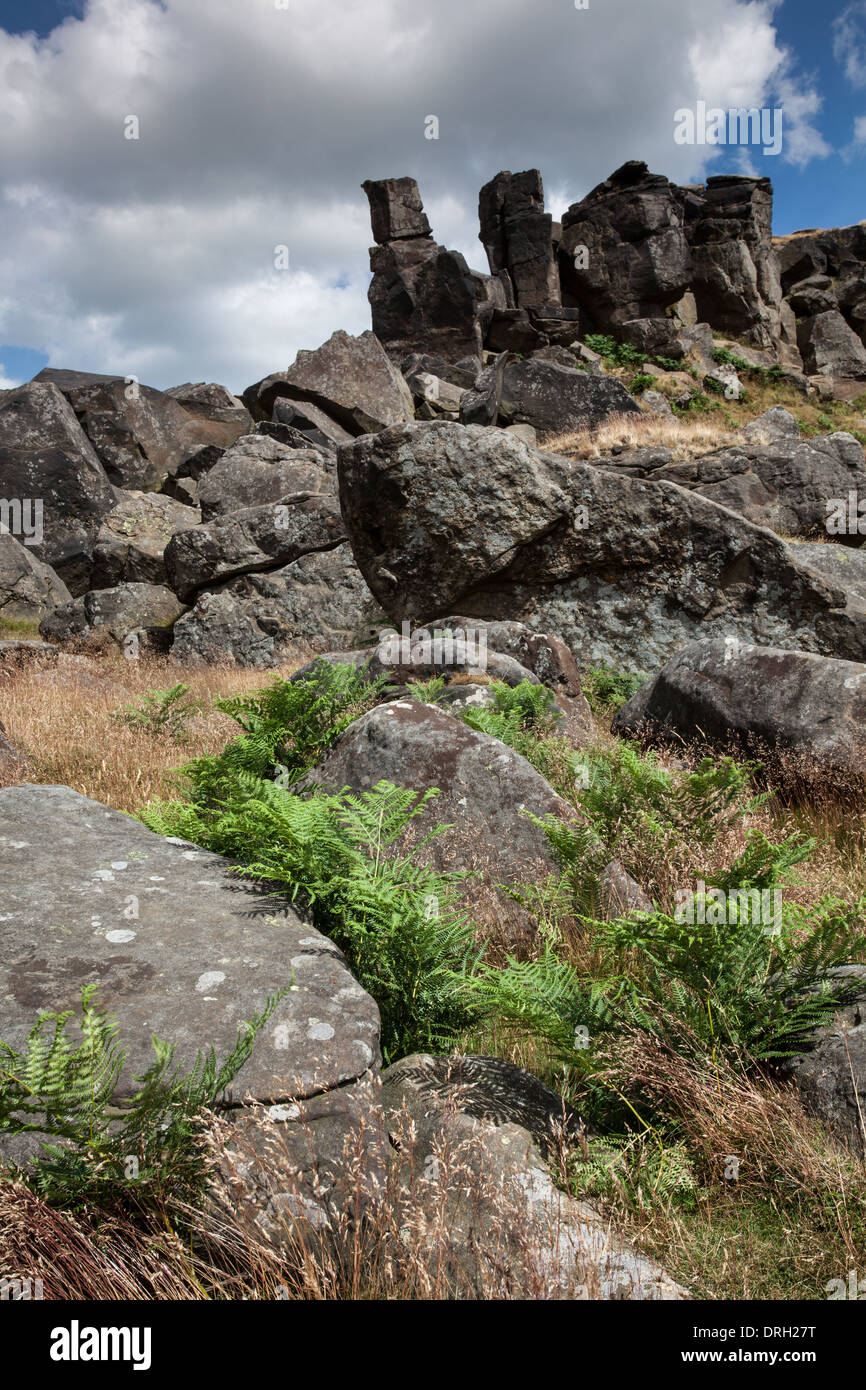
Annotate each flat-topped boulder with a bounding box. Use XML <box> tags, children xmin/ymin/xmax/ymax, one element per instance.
<box><xmin>0</xmin><ymin>784</ymin><xmax>383</xmax><ymax>1204</ymax></box>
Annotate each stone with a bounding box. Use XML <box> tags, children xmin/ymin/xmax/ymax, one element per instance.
<box><xmin>738</xmin><ymin>406</ymin><xmax>801</xmax><ymax>443</ymax></box>
<box><xmin>163</xmin><ymin>494</ymin><xmax>346</xmax><ymax>603</ymax></box>
<box><xmin>558</xmin><ymin>161</ymin><xmax>692</xmax><ymax>330</ymax></box>
<box><xmin>400</xmin><ymin>353</ymin><xmax>481</xmax><ymax>391</ymax></box>
<box><xmin>779</xmin><ymin>971</ymin><xmax>866</xmax><ymax>1156</ymax></box>
<box><xmin>683</xmin><ymin>175</ymin><xmax>784</xmax><ymax>350</ymax></box>
<box><xmin>0</xmin><ymin>382</ymin><xmax>116</xmax><ymax>594</ymax></box>
<box><xmin>639</xmin><ymin>389</ymin><xmax>673</xmax><ymax>417</ymax></box>
<box><xmin>338</xmin><ymin>420</ymin><xmax>866</xmax><ymax>673</ymax></box>
<box><xmin>794</xmin><ymin>543</ymin><xmax>866</xmax><ymax>604</ymax></box>
<box><xmin>614</xmin><ymin>637</ymin><xmax>866</xmax><ymax>791</ymax></box>
<box><xmin>304</xmin><ymin>700</ymin><xmax>631</xmax><ymax>945</ymax></box>
<box><xmin>242</xmin><ymin>331</ymin><xmax>414</xmax><ymax>436</ymax></box>
<box><xmin>195</xmin><ymin>435</ymin><xmax>333</xmax><ymax>522</ymax></box>
<box><xmin>0</xmin><ymin>783</ymin><xmax>383</xmax><ymax>1211</ymax></box>
<box><xmin>362</xmin><ymin>176</ymin><xmax>431</xmax><ymax>243</ymax></box>
<box><xmin>270</xmin><ymin>398</ymin><xmax>353</xmax><ymax>450</ymax></box>
<box><xmin>0</xmin><ymin>531</ymin><xmax>71</xmax><ymax>625</ymax></box>
<box><xmin>39</xmin><ymin>583</ymin><xmax>185</xmax><ymax>651</ymax></box>
<box><xmin>163</xmin><ymin>381</ymin><xmax>253</xmax><ymax>432</ymax></box>
<box><xmin>796</xmin><ymin>310</ymin><xmax>866</xmax><ymax>379</ymax></box>
<box><xmin>34</xmin><ymin>368</ymin><xmax>246</xmax><ymax>490</ymax></box>
<box><xmin>478</xmin><ymin>169</ymin><xmax>560</xmax><ymax>309</ymax></box>
<box><xmin>460</xmin><ymin>358</ymin><xmax>642</xmax><ymax>435</ymax></box>
<box><xmin>381</xmin><ymin>1053</ymin><xmax>686</xmax><ymax>1299</ymax></box>
<box><xmin>595</xmin><ymin>431</ymin><xmax>866</xmax><ymax>542</ymax></box>
<box><xmin>170</xmin><ymin>544</ymin><xmax>381</xmax><ymax>667</ymax></box>
<box><xmin>90</xmin><ymin>491</ymin><xmax>201</xmax><ymax>589</ymax></box>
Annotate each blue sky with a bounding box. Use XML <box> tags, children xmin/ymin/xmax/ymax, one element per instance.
<box><xmin>0</xmin><ymin>0</ymin><xmax>863</xmax><ymax>392</ymax></box>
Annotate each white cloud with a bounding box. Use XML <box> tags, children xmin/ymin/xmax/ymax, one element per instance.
<box><xmin>834</xmin><ymin>1</ymin><xmax>866</xmax><ymax>88</ymax></box>
<box><xmin>0</xmin><ymin>0</ymin><xmax>834</xmax><ymax>391</ymax></box>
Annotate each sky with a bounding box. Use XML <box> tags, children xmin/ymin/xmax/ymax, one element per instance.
<box><xmin>0</xmin><ymin>0</ymin><xmax>864</xmax><ymax>394</ymax></box>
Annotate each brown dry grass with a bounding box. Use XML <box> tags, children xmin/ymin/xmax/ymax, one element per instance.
<box><xmin>0</xmin><ymin>647</ymin><xmax>310</xmax><ymax>815</ymax></box>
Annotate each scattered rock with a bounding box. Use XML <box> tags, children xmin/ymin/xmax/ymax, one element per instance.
<box><xmin>39</xmin><ymin>582</ymin><xmax>185</xmax><ymax>651</ymax></box>
<box><xmin>243</xmin><ymin>330</ymin><xmax>414</xmax><ymax>435</ymax></box>
<box><xmin>0</xmin><ymin>382</ymin><xmax>116</xmax><ymax>594</ymax></box>
<box><xmin>614</xmin><ymin>637</ymin><xmax>866</xmax><ymax>790</ymax></box>
<box><xmin>197</xmin><ymin>435</ymin><xmax>332</xmax><ymax>522</ymax></box>
<box><xmin>90</xmin><ymin>491</ymin><xmax>201</xmax><ymax>588</ymax></box>
<box><xmin>461</xmin><ymin>358</ymin><xmax>641</xmax><ymax>434</ymax></box>
<box><xmin>0</xmin><ymin>531</ymin><xmax>71</xmax><ymax>624</ymax></box>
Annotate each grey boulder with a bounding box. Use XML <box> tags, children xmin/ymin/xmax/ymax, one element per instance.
<box><xmin>0</xmin><ymin>531</ymin><xmax>71</xmax><ymax>624</ymax></box>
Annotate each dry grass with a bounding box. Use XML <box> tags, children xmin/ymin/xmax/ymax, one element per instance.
<box><xmin>0</xmin><ymin>647</ymin><xmax>310</xmax><ymax>815</ymax></box>
<box><xmin>544</xmin><ymin>380</ymin><xmax>866</xmax><ymax>463</ymax></box>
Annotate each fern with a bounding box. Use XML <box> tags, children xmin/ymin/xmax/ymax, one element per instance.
<box><xmin>0</xmin><ymin>983</ymin><xmax>284</xmax><ymax>1206</ymax></box>
<box><xmin>111</xmin><ymin>682</ymin><xmax>205</xmax><ymax>741</ymax></box>
<box><xmin>143</xmin><ymin>778</ymin><xmax>483</xmax><ymax>1064</ymax></box>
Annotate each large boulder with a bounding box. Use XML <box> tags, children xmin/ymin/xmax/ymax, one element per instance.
<box><xmin>337</xmin><ymin>420</ymin><xmax>866</xmax><ymax>672</ymax></box>
<box><xmin>614</xmin><ymin>638</ymin><xmax>866</xmax><ymax>790</ymax></box>
<box><xmin>0</xmin><ymin>784</ymin><xmax>384</xmax><ymax>1214</ymax></box>
<box><xmin>460</xmin><ymin>358</ymin><xmax>641</xmax><ymax>435</ymax></box>
<box><xmin>34</xmin><ymin>369</ymin><xmax>247</xmax><ymax>490</ymax></box>
<box><xmin>558</xmin><ymin>161</ymin><xmax>692</xmax><ymax>329</ymax></box>
<box><xmin>163</xmin><ymin>380</ymin><xmax>252</xmax><ymax>432</ymax></box>
<box><xmin>593</xmin><ymin>430</ymin><xmax>866</xmax><ymax>543</ymax></box>
<box><xmin>682</xmin><ymin>175</ymin><xmax>784</xmax><ymax>351</ymax></box>
<box><xmin>242</xmin><ymin>331</ymin><xmax>414</xmax><ymax>435</ymax></box>
<box><xmin>0</xmin><ymin>531</ymin><xmax>71</xmax><ymax>624</ymax></box>
<box><xmin>163</xmin><ymin>494</ymin><xmax>346</xmax><ymax>602</ymax></box>
<box><xmin>170</xmin><ymin>544</ymin><xmax>381</xmax><ymax>667</ymax></box>
<box><xmin>0</xmin><ymin>382</ymin><xmax>116</xmax><ymax>594</ymax></box>
<box><xmin>382</xmin><ymin>1053</ymin><xmax>686</xmax><ymax>1299</ymax></box>
<box><xmin>362</xmin><ymin>178</ymin><xmax>497</xmax><ymax>365</ymax></box>
<box><xmin>39</xmin><ymin>582</ymin><xmax>185</xmax><ymax>651</ymax></box>
<box><xmin>793</xmin><ymin>543</ymin><xmax>866</xmax><ymax>603</ymax></box>
<box><xmin>478</xmin><ymin>169</ymin><xmax>560</xmax><ymax>309</ymax></box>
<box><xmin>304</xmin><ymin>700</ymin><xmax>640</xmax><ymax>944</ymax></box>
<box><xmin>796</xmin><ymin>310</ymin><xmax>866</xmax><ymax>379</ymax></box>
<box><xmin>196</xmin><ymin>435</ymin><xmax>333</xmax><ymax>521</ymax></box>
<box><xmin>90</xmin><ymin>490</ymin><xmax>201</xmax><ymax>589</ymax></box>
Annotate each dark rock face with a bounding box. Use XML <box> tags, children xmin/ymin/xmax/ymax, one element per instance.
<box><xmin>774</xmin><ymin>224</ymin><xmax>866</xmax><ymax>355</ymax></box>
<box><xmin>558</xmin><ymin>161</ymin><xmax>692</xmax><ymax>330</ymax></box>
<box><xmin>243</xmin><ymin>330</ymin><xmax>414</xmax><ymax>435</ymax></box>
<box><xmin>0</xmin><ymin>784</ymin><xmax>383</xmax><ymax>1214</ymax></box>
<box><xmin>593</xmin><ymin>430</ymin><xmax>866</xmax><ymax>543</ymax></box>
<box><xmin>362</xmin><ymin>176</ymin><xmax>432</xmax><ymax>243</ymax></box>
<box><xmin>164</xmin><ymin>493</ymin><xmax>347</xmax><ymax>603</ymax></box>
<box><xmin>683</xmin><ymin>175</ymin><xmax>784</xmax><ymax>350</ymax></box>
<box><xmin>170</xmin><ymin>543</ymin><xmax>381</xmax><ymax>666</ymax></box>
<box><xmin>362</xmin><ymin>177</ymin><xmax>502</xmax><ymax>365</ymax></box>
<box><xmin>614</xmin><ymin>638</ymin><xmax>866</xmax><ymax>790</ymax></box>
<box><xmin>794</xmin><ymin>544</ymin><xmax>866</xmax><ymax>604</ymax></box>
<box><xmin>460</xmin><ymin>358</ymin><xmax>641</xmax><ymax>434</ymax></box>
<box><xmin>479</xmin><ymin>169</ymin><xmax>560</xmax><ymax>309</ymax></box>
<box><xmin>338</xmin><ymin>420</ymin><xmax>866</xmax><ymax>672</ymax></box>
<box><xmin>0</xmin><ymin>382</ymin><xmax>116</xmax><ymax>594</ymax></box>
<box><xmin>796</xmin><ymin>310</ymin><xmax>866</xmax><ymax>379</ymax></box>
<box><xmin>196</xmin><ymin>435</ymin><xmax>332</xmax><ymax>521</ymax></box>
<box><xmin>381</xmin><ymin>1052</ymin><xmax>686</xmax><ymax>1299</ymax></box>
<box><xmin>34</xmin><ymin>369</ymin><xmax>247</xmax><ymax>490</ymax></box>
<box><xmin>39</xmin><ymin>582</ymin><xmax>185</xmax><ymax>650</ymax></box>
<box><xmin>90</xmin><ymin>491</ymin><xmax>200</xmax><ymax>589</ymax></box>
<box><xmin>163</xmin><ymin>380</ymin><xmax>253</xmax><ymax>432</ymax></box>
<box><xmin>0</xmin><ymin>531</ymin><xmax>71</xmax><ymax>623</ymax></box>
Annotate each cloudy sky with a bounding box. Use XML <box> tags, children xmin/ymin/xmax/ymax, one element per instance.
<box><xmin>0</xmin><ymin>0</ymin><xmax>864</xmax><ymax>394</ymax></box>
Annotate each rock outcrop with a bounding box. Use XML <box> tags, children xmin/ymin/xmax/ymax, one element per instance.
<box><xmin>338</xmin><ymin>420</ymin><xmax>866</xmax><ymax>672</ymax></box>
